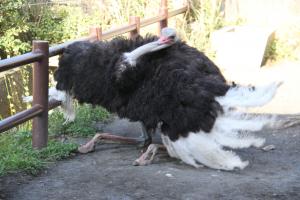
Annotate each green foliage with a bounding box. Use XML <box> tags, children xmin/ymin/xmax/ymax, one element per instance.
<box><xmin>0</xmin><ymin>27</ymin><xmax>31</xmax><ymax>57</ymax></box>
<box><xmin>0</xmin><ymin>0</ymin><xmax>163</xmax><ymax>59</ymax></box>
<box><xmin>0</xmin><ymin>0</ymin><xmax>90</xmax><ymax>58</ymax></box>
<box><xmin>0</xmin><ymin>131</ymin><xmax>78</xmax><ymax>176</ymax></box>
<box><xmin>0</xmin><ymin>103</ymin><xmax>109</xmax><ymax>176</ymax></box>
<box><xmin>0</xmin><ymin>0</ymin><xmax>31</xmax><ymax>58</ymax></box>
<box><xmin>49</xmin><ymin>104</ymin><xmax>111</xmax><ymax>137</ymax></box>
<box><xmin>1</xmin><ymin>65</ymin><xmax>32</xmax><ymax>117</ymax></box>
<box><xmin>28</xmin><ymin>5</ymin><xmax>70</xmax><ymax>43</ymax></box>
<box><xmin>0</xmin><ymin>0</ymin><xmax>163</xmax><ymax>117</ymax></box>
<box><xmin>180</xmin><ymin>0</ymin><xmax>226</xmax><ymax>58</ymax></box>
<box><xmin>265</xmin><ymin>37</ymin><xmax>299</xmax><ymax>63</ymax></box>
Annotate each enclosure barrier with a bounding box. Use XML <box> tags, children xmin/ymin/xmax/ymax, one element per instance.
<box><xmin>0</xmin><ymin>0</ymin><xmax>188</xmax><ymax>148</ymax></box>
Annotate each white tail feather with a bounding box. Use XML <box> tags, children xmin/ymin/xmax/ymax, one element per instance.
<box><xmin>22</xmin><ymin>96</ymin><xmax>33</xmax><ymax>103</ymax></box>
<box><xmin>217</xmin><ymin>110</ymin><xmax>277</xmax><ymax>132</ymax></box>
<box><xmin>49</xmin><ymin>87</ymin><xmax>67</xmax><ymax>102</ymax></box>
<box><xmin>217</xmin><ymin>81</ymin><xmax>282</xmax><ymax>108</ymax></box>
<box><xmin>61</xmin><ymin>92</ymin><xmax>75</xmax><ymax>124</ymax></box>
<box><xmin>212</xmin><ymin>110</ymin><xmax>271</xmax><ymax>149</ymax></box>
<box><xmin>162</xmin><ymin>81</ymin><xmax>282</xmax><ymax>170</ymax></box>
<box><xmin>161</xmin><ymin>113</ymin><xmax>267</xmax><ymax>170</ymax></box>
<box><xmin>22</xmin><ymin>87</ymin><xmax>75</xmax><ymax>123</ymax></box>
<box><xmin>22</xmin><ymin>87</ymin><xmax>66</xmax><ymax>103</ymax></box>
<box><xmin>162</xmin><ymin>133</ymin><xmax>249</xmax><ymax>170</ymax></box>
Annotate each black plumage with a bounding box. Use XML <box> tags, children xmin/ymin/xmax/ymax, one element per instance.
<box><xmin>54</xmin><ymin>35</ymin><xmax>229</xmax><ymax>141</ymax></box>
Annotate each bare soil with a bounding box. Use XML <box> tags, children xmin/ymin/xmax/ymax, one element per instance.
<box><xmin>1</xmin><ymin>115</ymin><xmax>300</xmax><ymax>200</ymax></box>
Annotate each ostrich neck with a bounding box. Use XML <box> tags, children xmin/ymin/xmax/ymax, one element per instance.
<box><xmin>127</xmin><ymin>41</ymin><xmax>159</xmax><ymax>59</ymax></box>
<box><xmin>124</xmin><ymin>40</ymin><xmax>168</xmax><ymax>65</ymax></box>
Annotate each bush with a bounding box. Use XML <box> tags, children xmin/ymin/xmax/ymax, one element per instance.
<box><xmin>0</xmin><ymin>0</ymin><xmax>31</xmax><ymax>58</ymax></box>
<box><xmin>0</xmin><ymin>131</ymin><xmax>78</xmax><ymax>176</ymax></box>
<box><xmin>49</xmin><ymin>104</ymin><xmax>111</xmax><ymax>137</ymax></box>
<box><xmin>0</xmin><ymin>103</ymin><xmax>110</xmax><ymax>176</ymax></box>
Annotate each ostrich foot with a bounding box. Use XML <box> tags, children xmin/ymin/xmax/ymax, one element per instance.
<box><xmin>139</xmin><ymin>137</ymin><xmax>153</xmax><ymax>152</ymax></box>
<box><xmin>78</xmin><ymin>133</ymin><xmax>140</xmax><ymax>154</ymax></box>
<box><xmin>78</xmin><ymin>133</ymin><xmax>101</xmax><ymax>153</ymax></box>
<box><xmin>133</xmin><ymin>144</ymin><xmax>165</xmax><ymax>166</ymax></box>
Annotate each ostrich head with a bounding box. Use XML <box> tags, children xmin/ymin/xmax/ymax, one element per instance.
<box><xmin>124</xmin><ymin>27</ymin><xmax>178</xmax><ymax>65</ymax></box>
<box><xmin>151</xmin><ymin>27</ymin><xmax>178</xmax><ymax>51</ymax></box>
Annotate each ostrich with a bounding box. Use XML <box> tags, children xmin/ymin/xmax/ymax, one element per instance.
<box><xmin>49</xmin><ymin>27</ymin><xmax>281</xmax><ymax>170</ymax></box>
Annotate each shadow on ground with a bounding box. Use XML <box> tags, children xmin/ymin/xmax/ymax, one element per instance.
<box><xmin>1</xmin><ymin>115</ymin><xmax>300</xmax><ymax>200</ymax></box>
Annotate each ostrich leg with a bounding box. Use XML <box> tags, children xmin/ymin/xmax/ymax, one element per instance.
<box><xmin>78</xmin><ymin>132</ymin><xmax>166</xmax><ymax>166</ymax></box>
<box><xmin>133</xmin><ymin>144</ymin><xmax>166</xmax><ymax>166</ymax></box>
<box><xmin>78</xmin><ymin>133</ymin><xmax>141</xmax><ymax>153</ymax></box>
<box><xmin>78</xmin><ymin>131</ymin><xmax>166</xmax><ymax>166</ymax></box>
<box><xmin>140</xmin><ymin>124</ymin><xmax>153</xmax><ymax>150</ymax></box>
<box><xmin>78</xmin><ymin>124</ymin><xmax>154</xmax><ymax>154</ymax></box>
<box><xmin>133</xmin><ymin>124</ymin><xmax>167</xmax><ymax>166</ymax></box>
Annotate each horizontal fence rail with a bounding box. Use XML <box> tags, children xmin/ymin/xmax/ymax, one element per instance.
<box><xmin>49</xmin><ymin>36</ymin><xmax>91</xmax><ymax>57</ymax></box>
<box><xmin>0</xmin><ymin>52</ymin><xmax>44</xmax><ymax>72</ymax></box>
<box><xmin>0</xmin><ymin>0</ymin><xmax>188</xmax><ymax>149</ymax></box>
<box><xmin>49</xmin><ymin>5</ymin><xmax>188</xmax><ymax>56</ymax></box>
<box><xmin>0</xmin><ymin>105</ymin><xmax>43</xmax><ymax>133</ymax></box>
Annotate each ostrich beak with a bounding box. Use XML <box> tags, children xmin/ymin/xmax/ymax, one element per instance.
<box><xmin>151</xmin><ymin>35</ymin><xmax>176</xmax><ymax>52</ymax></box>
<box><xmin>158</xmin><ymin>35</ymin><xmax>172</xmax><ymax>44</ymax></box>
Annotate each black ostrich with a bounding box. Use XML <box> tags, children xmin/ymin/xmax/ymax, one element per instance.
<box><xmin>51</xmin><ymin>28</ymin><xmax>281</xmax><ymax>170</ymax></box>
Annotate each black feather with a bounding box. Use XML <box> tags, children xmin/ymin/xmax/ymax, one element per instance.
<box><xmin>54</xmin><ymin>35</ymin><xmax>229</xmax><ymax>141</ymax></box>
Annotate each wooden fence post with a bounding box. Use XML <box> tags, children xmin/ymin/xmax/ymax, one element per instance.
<box><xmin>89</xmin><ymin>27</ymin><xmax>102</xmax><ymax>41</ymax></box>
<box><xmin>32</xmin><ymin>40</ymin><xmax>49</xmax><ymax>149</ymax></box>
<box><xmin>129</xmin><ymin>16</ymin><xmax>140</xmax><ymax>39</ymax></box>
<box><xmin>159</xmin><ymin>0</ymin><xmax>168</xmax><ymax>35</ymax></box>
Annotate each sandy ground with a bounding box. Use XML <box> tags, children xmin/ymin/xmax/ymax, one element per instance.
<box><xmin>1</xmin><ymin>62</ymin><xmax>300</xmax><ymax>200</ymax></box>
<box><xmin>1</xmin><ymin>115</ymin><xmax>300</xmax><ymax>200</ymax></box>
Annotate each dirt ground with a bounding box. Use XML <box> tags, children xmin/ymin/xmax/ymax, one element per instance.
<box><xmin>1</xmin><ymin>62</ymin><xmax>300</xmax><ymax>200</ymax></box>
<box><xmin>1</xmin><ymin>114</ymin><xmax>300</xmax><ymax>200</ymax></box>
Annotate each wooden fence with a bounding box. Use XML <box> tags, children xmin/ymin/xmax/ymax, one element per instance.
<box><xmin>0</xmin><ymin>0</ymin><xmax>188</xmax><ymax>149</ymax></box>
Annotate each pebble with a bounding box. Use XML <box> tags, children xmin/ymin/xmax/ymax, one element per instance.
<box><xmin>262</xmin><ymin>144</ymin><xmax>276</xmax><ymax>151</ymax></box>
<box><xmin>165</xmin><ymin>173</ymin><xmax>174</xmax><ymax>178</ymax></box>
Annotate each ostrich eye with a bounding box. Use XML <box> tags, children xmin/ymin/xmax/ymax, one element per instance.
<box><xmin>169</xmin><ymin>35</ymin><xmax>175</xmax><ymax>40</ymax></box>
